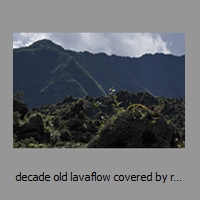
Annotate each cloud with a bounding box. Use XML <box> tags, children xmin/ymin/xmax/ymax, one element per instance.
<box><xmin>159</xmin><ymin>33</ymin><xmax>185</xmax><ymax>56</ymax></box>
<box><xmin>13</xmin><ymin>33</ymin><xmax>171</xmax><ymax>57</ymax></box>
<box><xmin>13</xmin><ymin>33</ymin><xmax>47</xmax><ymax>48</ymax></box>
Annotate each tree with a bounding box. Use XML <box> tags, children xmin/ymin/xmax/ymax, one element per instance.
<box><xmin>13</xmin><ymin>91</ymin><xmax>24</xmax><ymax>102</ymax></box>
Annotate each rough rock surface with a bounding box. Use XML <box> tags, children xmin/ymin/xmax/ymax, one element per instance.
<box><xmin>17</xmin><ymin>114</ymin><xmax>50</xmax><ymax>142</ymax></box>
<box><xmin>88</xmin><ymin>105</ymin><xmax>181</xmax><ymax>148</ymax></box>
<box><xmin>13</xmin><ymin>90</ymin><xmax>185</xmax><ymax>148</ymax></box>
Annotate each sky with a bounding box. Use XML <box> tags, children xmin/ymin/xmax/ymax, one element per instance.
<box><xmin>13</xmin><ymin>33</ymin><xmax>185</xmax><ymax>58</ymax></box>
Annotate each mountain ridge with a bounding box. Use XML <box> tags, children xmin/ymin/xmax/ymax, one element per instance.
<box><xmin>13</xmin><ymin>39</ymin><xmax>185</xmax><ymax>108</ymax></box>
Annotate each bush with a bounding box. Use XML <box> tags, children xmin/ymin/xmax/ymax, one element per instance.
<box><xmin>88</xmin><ymin>105</ymin><xmax>182</xmax><ymax>148</ymax></box>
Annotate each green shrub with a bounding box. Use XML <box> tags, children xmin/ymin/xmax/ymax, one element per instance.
<box><xmin>88</xmin><ymin>105</ymin><xmax>182</xmax><ymax>148</ymax></box>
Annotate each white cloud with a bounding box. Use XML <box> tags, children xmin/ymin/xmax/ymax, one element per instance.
<box><xmin>13</xmin><ymin>33</ymin><xmax>48</xmax><ymax>48</ymax></box>
<box><xmin>13</xmin><ymin>33</ymin><xmax>171</xmax><ymax>57</ymax></box>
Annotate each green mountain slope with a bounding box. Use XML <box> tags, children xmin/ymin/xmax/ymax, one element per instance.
<box><xmin>13</xmin><ymin>39</ymin><xmax>185</xmax><ymax>108</ymax></box>
<box><xmin>13</xmin><ymin>39</ymin><xmax>106</xmax><ymax>107</ymax></box>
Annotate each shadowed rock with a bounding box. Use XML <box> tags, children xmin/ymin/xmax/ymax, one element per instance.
<box><xmin>88</xmin><ymin>105</ymin><xmax>182</xmax><ymax>148</ymax></box>
<box><xmin>17</xmin><ymin>114</ymin><xmax>50</xmax><ymax>142</ymax></box>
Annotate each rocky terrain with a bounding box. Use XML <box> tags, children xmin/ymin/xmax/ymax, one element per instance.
<box><xmin>13</xmin><ymin>90</ymin><xmax>185</xmax><ymax>148</ymax></box>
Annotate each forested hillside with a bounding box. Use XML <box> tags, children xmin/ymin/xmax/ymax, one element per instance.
<box><xmin>13</xmin><ymin>39</ymin><xmax>185</xmax><ymax>108</ymax></box>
